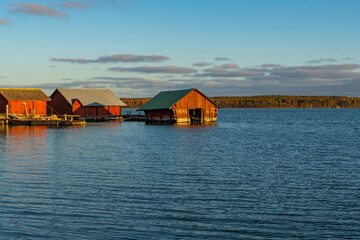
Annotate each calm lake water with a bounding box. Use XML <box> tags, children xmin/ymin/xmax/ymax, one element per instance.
<box><xmin>1</xmin><ymin>109</ymin><xmax>360</xmax><ymax>239</ymax></box>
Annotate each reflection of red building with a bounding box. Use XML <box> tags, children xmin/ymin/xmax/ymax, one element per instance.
<box><xmin>0</xmin><ymin>88</ymin><xmax>50</xmax><ymax>115</ymax></box>
<box><xmin>48</xmin><ymin>89</ymin><xmax>127</xmax><ymax>116</ymax></box>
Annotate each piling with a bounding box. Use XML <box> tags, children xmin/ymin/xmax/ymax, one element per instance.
<box><xmin>5</xmin><ymin>105</ymin><xmax>8</xmax><ymax>124</ymax></box>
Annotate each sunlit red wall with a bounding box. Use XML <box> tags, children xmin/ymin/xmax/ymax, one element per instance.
<box><xmin>48</xmin><ymin>91</ymin><xmax>122</xmax><ymax>116</ymax></box>
<box><xmin>82</xmin><ymin>106</ymin><xmax>121</xmax><ymax>116</ymax></box>
<box><xmin>1</xmin><ymin>98</ymin><xmax>48</xmax><ymax>115</ymax></box>
<box><xmin>108</xmin><ymin>106</ymin><xmax>121</xmax><ymax>115</ymax></box>
<box><xmin>73</xmin><ymin>100</ymin><xmax>85</xmax><ymax>115</ymax></box>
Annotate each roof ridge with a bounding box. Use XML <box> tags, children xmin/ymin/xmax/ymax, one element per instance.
<box><xmin>138</xmin><ymin>88</ymin><xmax>195</xmax><ymax>111</ymax></box>
<box><xmin>0</xmin><ymin>88</ymin><xmax>42</xmax><ymax>90</ymax></box>
<box><xmin>159</xmin><ymin>88</ymin><xmax>195</xmax><ymax>93</ymax></box>
<box><xmin>54</xmin><ymin>88</ymin><xmax>126</xmax><ymax>107</ymax></box>
<box><xmin>57</xmin><ymin>88</ymin><xmax>111</xmax><ymax>91</ymax></box>
<box><xmin>0</xmin><ymin>88</ymin><xmax>51</xmax><ymax>101</ymax></box>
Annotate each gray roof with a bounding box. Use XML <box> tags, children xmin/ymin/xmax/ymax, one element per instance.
<box><xmin>0</xmin><ymin>88</ymin><xmax>51</xmax><ymax>101</ymax></box>
<box><xmin>54</xmin><ymin>89</ymin><xmax>126</xmax><ymax>107</ymax></box>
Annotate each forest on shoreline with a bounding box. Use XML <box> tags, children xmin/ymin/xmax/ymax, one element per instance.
<box><xmin>122</xmin><ymin>96</ymin><xmax>360</xmax><ymax>109</ymax></box>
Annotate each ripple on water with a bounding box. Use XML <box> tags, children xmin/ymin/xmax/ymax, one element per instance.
<box><xmin>0</xmin><ymin>109</ymin><xmax>360</xmax><ymax>239</ymax></box>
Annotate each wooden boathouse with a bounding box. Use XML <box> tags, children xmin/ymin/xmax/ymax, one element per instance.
<box><xmin>137</xmin><ymin>88</ymin><xmax>219</xmax><ymax>123</ymax></box>
<box><xmin>0</xmin><ymin>88</ymin><xmax>50</xmax><ymax>116</ymax></box>
<box><xmin>48</xmin><ymin>89</ymin><xmax>127</xmax><ymax>118</ymax></box>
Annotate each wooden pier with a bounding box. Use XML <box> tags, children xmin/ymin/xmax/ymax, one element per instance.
<box><xmin>0</xmin><ymin>112</ymin><xmax>146</xmax><ymax>126</ymax></box>
<box><xmin>0</xmin><ymin>114</ymin><xmax>86</xmax><ymax>126</ymax></box>
<box><xmin>122</xmin><ymin>114</ymin><xmax>146</xmax><ymax>121</ymax></box>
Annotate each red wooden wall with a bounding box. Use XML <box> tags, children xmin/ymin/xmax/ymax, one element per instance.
<box><xmin>72</xmin><ymin>99</ymin><xmax>85</xmax><ymax>115</ymax></box>
<box><xmin>144</xmin><ymin>109</ymin><xmax>174</xmax><ymax>122</ymax></box>
<box><xmin>0</xmin><ymin>94</ymin><xmax>8</xmax><ymax>113</ymax></box>
<box><xmin>0</xmin><ymin>94</ymin><xmax>48</xmax><ymax>115</ymax></box>
<box><xmin>145</xmin><ymin>90</ymin><xmax>218</xmax><ymax>123</ymax></box>
<box><xmin>83</xmin><ymin>106</ymin><xmax>121</xmax><ymax>116</ymax></box>
<box><xmin>47</xmin><ymin>91</ymin><xmax>73</xmax><ymax>115</ymax></box>
<box><xmin>173</xmin><ymin>90</ymin><xmax>218</xmax><ymax>123</ymax></box>
<box><xmin>8</xmin><ymin>101</ymin><xmax>47</xmax><ymax>115</ymax></box>
<box><xmin>48</xmin><ymin>91</ymin><xmax>122</xmax><ymax>116</ymax></box>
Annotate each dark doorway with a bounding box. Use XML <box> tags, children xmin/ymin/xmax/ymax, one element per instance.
<box><xmin>189</xmin><ymin>108</ymin><xmax>202</xmax><ymax>123</ymax></box>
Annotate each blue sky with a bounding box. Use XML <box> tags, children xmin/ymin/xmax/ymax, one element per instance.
<box><xmin>1</xmin><ymin>0</ymin><xmax>360</xmax><ymax>97</ymax></box>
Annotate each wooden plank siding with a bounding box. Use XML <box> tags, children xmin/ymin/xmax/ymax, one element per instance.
<box><xmin>48</xmin><ymin>89</ymin><xmax>124</xmax><ymax>117</ymax></box>
<box><xmin>144</xmin><ymin>109</ymin><xmax>175</xmax><ymax>122</ymax></box>
<box><xmin>0</xmin><ymin>88</ymin><xmax>50</xmax><ymax>116</ymax></box>
<box><xmin>47</xmin><ymin>91</ymin><xmax>73</xmax><ymax>115</ymax></box>
<box><xmin>83</xmin><ymin>106</ymin><xmax>121</xmax><ymax>116</ymax></box>
<box><xmin>142</xmin><ymin>89</ymin><xmax>218</xmax><ymax>123</ymax></box>
<box><xmin>72</xmin><ymin>99</ymin><xmax>83</xmax><ymax>115</ymax></box>
<box><xmin>0</xmin><ymin>94</ymin><xmax>8</xmax><ymax>113</ymax></box>
<box><xmin>2</xmin><ymin>100</ymin><xmax>48</xmax><ymax>115</ymax></box>
<box><xmin>172</xmin><ymin>90</ymin><xmax>217</xmax><ymax>123</ymax></box>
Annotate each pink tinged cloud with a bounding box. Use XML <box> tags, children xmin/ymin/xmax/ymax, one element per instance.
<box><xmin>260</xmin><ymin>64</ymin><xmax>282</xmax><ymax>68</ymax></box>
<box><xmin>306</xmin><ymin>58</ymin><xmax>337</xmax><ymax>64</ymax></box>
<box><xmin>97</xmin><ymin>54</ymin><xmax>169</xmax><ymax>63</ymax></box>
<box><xmin>10</xmin><ymin>3</ymin><xmax>67</xmax><ymax>18</ymax></box>
<box><xmin>58</xmin><ymin>1</ymin><xmax>88</xmax><ymax>10</ymax></box>
<box><xmin>50</xmin><ymin>58</ymin><xmax>90</xmax><ymax>63</ymax></box>
<box><xmin>51</xmin><ymin>54</ymin><xmax>170</xmax><ymax>63</ymax></box>
<box><xmin>193</xmin><ymin>62</ymin><xmax>212</xmax><ymax>67</ymax></box>
<box><xmin>202</xmin><ymin>68</ymin><xmax>261</xmax><ymax>77</ymax></box>
<box><xmin>109</xmin><ymin>66</ymin><xmax>198</xmax><ymax>74</ymax></box>
<box><xmin>215</xmin><ymin>57</ymin><xmax>230</xmax><ymax>61</ymax></box>
<box><xmin>220</xmin><ymin>63</ymin><xmax>239</xmax><ymax>69</ymax></box>
<box><xmin>0</xmin><ymin>18</ymin><xmax>11</xmax><ymax>25</ymax></box>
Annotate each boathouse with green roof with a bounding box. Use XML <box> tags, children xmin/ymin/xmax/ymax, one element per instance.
<box><xmin>137</xmin><ymin>88</ymin><xmax>219</xmax><ymax>123</ymax></box>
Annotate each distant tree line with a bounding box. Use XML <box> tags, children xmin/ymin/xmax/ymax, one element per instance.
<box><xmin>122</xmin><ymin>96</ymin><xmax>360</xmax><ymax>109</ymax></box>
<box><xmin>210</xmin><ymin>96</ymin><xmax>360</xmax><ymax>108</ymax></box>
<box><xmin>122</xmin><ymin>98</ymin><xmax>151</xmax><ymax>109</ymax></box>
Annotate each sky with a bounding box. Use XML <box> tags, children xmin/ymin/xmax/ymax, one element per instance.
<box><xmin>1</xmin><ymin>0</ymin><xmax>360</xmax><ymax>97</ymax></box>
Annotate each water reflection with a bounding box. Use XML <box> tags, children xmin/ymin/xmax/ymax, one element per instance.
<box><xmin>174</xmin><ymin>122</ymin><xmax>217</xmax><ymax>128</ymax></box>
<box><xmin>0</xmin><ymin>110</ymin><xmax>359</xmax><ymax>239</ymax></box>
<box><xmin>1</xmin><ymin>125</ymin><xmax>47</xmax><ymax>158</ymax></box>
<box><xmin>0</xmin><ymin>124</ymin><xmax>9</xmax><ymax>137</ymax></box>
<box><xmin>0</xmin><ymin>126</ymin><xmax>51</xmax><ymax>236</ymax></box>
<box><xmin>145</xmin><ymin>122</ymin><xmax>217</xmax><ymax>128</ymax></box>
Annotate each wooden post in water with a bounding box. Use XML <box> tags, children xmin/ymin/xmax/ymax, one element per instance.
<box><xmin>5</xmin><ymin>104</ymin><xmax>8</xmax><ymax>124</ymax></box>
<box><xmin>23</xmin><ymin>102</ymin><xmax>28</xmax><ymax>117</ymax></box>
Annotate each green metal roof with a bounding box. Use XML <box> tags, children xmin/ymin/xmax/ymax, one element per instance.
<box><xmin>137</xmin><ymin>88</ymin><xmax>195</xmax><ymax>111</ymax></box>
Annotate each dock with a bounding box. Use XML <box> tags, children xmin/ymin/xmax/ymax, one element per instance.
<box><xmin>0</xmin><ymin>114</ymin><xmax>86</xmax><ymax>126</ymax></box>
<box><xmin>122</xmin><ymin>114</ymin><xmax>146</xmax><ymax>121</ymax></box>
<box><xmin>0</xmin><ymin>113</ymin><xmax>146</xmax><ymax>126</ymax></box>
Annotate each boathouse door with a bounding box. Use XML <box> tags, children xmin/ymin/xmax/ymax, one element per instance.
<box><xmin>189</xmin><ymin>108</ymin><xmax>202</xmax><ymax>123</ymax></box>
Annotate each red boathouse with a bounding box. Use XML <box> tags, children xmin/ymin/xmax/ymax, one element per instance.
<box><xmin>137</xmin><ymin>88</ymin><xmax>219</xmax><ymax>123</ymax></box>
<box><xmin>0</xmin><ymin>88</ymin><xmax>50</xmax><ymax>115</ymax></box>
<box><xmin>48</xmin><ymin>89</ymin><xmax>126</xmax><ymax>117</ymax></box>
